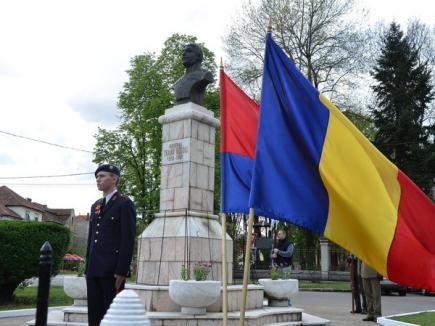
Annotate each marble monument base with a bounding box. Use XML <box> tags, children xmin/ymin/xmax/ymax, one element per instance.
<box><xmin>137</xmin><ymin>211</ymin><xmax>233</xmax><ymax>286</ymax></box>
<box><xmin>126</xmin><ymin>284</ymin><xmax>264</xmax><ymax>313</ymax></box>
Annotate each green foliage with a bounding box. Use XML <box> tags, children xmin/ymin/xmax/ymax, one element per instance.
<box><xmin>270</xmin><ymin>267</ymin><xmax>279</xmax><ymax>280</ymax></box>
<box><xmin>180</xmin><ymin>265</ymin><xmax>189</xmax><ymax>281</ymax></box>
<box><xmin>180</xmin><ymin>263</ymin><xmax>210</xmax><ymax>281</ymax></box>
<box><xmin>0</xmin><ymin>221</ymin><xmax>70</xmax><ymax>303</ymax></box>
<box><xmin>343</xmin><ymin>110</ymin><xmax>377</xmax><ymax>141</ymax></box>
<box><xmin>94</xmin><ymin>34</ymin><xmax>218</xmax><ymax>221</ymax></box>
<box><xmin>391</xmin><ymin>311</ymin><xmax>435</xmax><ymax>326</ymax></box>
<box><xmin>298</xmin><ymin>281</ymin><xmax>350</xmax><ymax>290</ymax></box>
<box><xmin>193</xmin><ymin>264</ymin><xmax>210</xmax><ymax>281</ymax></box>
<box><xmin>0</xmin><ymin>286</ymin><xmax>73</xmax><ymax>311</ymax></box>
<box><xmin>371</xmin><ymin>22</ymin><xmax>434</xmax><ymax>193</ymax></box>
<box><xmin>77</xmin><ymin>262</ymin><xmax>85</xmax><ymax>277</ymax></box>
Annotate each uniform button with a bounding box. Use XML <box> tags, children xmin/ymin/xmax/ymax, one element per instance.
<box><xmin>111</xmin><ymin>217</ymin><xmax>114</xmax><ymax>220</ymax></box>
<box><xmin>94</xmin><ymin>239</ymin><xmax>98</xmax><ymax>243</ymax></box>
<box><xmin>98</xmin><ymin>217</ymin><xmax>101</xmax><ymax>220</ymax></box>
<box><xmin>97</xmin><ymin>223</ymin><xmax>100</xmax><ymax>227</ymax></box>
<box><xmin>96</xmin><ymin>231</ymin><xmax>99</xmax><ymax>234</ymax></box>
<box><xmin>115</xmin><ymin>250</ymin><xmax>119</xmax><ymax>253</ymax></box>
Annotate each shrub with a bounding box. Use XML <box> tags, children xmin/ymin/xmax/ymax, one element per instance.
<box><xmin>193</xmin><ymin>263</ymin><xmax>210</xmax><ymax>281</ymax></box>
<box><xmin>0</xmin><ymin>221</ymin><xmax>70</xmax><ymax>303</ymax></box>
<box><xmin>180</xmin><ymin>265</ymin><xmax>189</xmax><ymax>281</ymax></box>
<box><xmin>270</xmin><ymin>267</ymin><xmax>279</xmax><ymax>280</ymax></box>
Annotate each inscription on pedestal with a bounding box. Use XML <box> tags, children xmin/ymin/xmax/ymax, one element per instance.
<box><xmin>162</xmin><ymin>139</ymin><xmax>190</xmax><ymax>164</ymax></box>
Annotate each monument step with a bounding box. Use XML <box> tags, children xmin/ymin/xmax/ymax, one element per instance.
<box><xmin>27</xmin><ymin>306</ymin><xmax>319</xmax><ymax>326</ymax></box>
<box><xmin>264</xmin><ymin>312</ymin><xmax>331</xmax><ymax>326</ymax></box>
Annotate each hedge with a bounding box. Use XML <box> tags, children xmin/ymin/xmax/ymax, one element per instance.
<box><xmin>0</xmin><ymin>220</ymin><xmax>70</xmax><ymax>303</ymax></box>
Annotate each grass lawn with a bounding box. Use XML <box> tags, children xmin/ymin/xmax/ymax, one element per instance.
<box><xmin>299</xmin><ymin>280</ymin><xmax>350</xmax><ymax>290</ymax></box>
<box><xmin>0</xmin><ymin>286</ymin><xmax>73</xmax><ymax>311</ymax></box>
<box><xmin>391</xmin><ymin>311</ymin><xmax>435</xmax><ymax>326</ymax></box>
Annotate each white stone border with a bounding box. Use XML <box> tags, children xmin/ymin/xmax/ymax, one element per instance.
<box><xmin>377</xmin><ymin>310</ymin><xmax>435</xmax><ymax>326</ymax></box>
<box><xmin>0</xmin><ymin>306</ymin><xmax>68</xmax><ymax>318</ymax></box>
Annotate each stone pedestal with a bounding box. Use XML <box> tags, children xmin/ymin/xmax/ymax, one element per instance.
<box><xmin>137</xmin><ymin>102</ymin><xmax>233</xmax><ymax>286</ymax></box>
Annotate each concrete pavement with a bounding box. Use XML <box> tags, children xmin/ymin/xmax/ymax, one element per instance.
<box><xmin>1</xmin><ymin>291</ymin><xmax>434</xmax><ymax>325</ymax></box>
<box><xmin>294</xmin><ymin>291</ymin><xmax>435</xmax><ymax>326</ymax></box>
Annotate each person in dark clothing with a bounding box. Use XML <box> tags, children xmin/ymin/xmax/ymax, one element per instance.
<box><xmin>271</xmin><ymin>229</ymin><xmax>294</xmax><ymax>278</ymax></box>
<box><xmin>85</xmin><ymin>164</ymin><xmax>136</xmax><ymax>326</ymax></box>
<box><xmin>347</xmin><ymin>254</ymin><xmax>367</xmax><ymax>314</ymax></box>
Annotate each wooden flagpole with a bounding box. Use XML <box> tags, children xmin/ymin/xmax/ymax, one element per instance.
<box><xmin>239</xmin><ymin>208</ymin><xmax>255</xmax><ymax>325</ymax></box>
<box><xmin>220</xmin><ymin>58</ymin><xmax>229</xmax><ymax>326</ymax></box>
<box><xmin>221</xmin><ymin>213</ymin><xmax>228</xmax><ymax>326</ymax></box>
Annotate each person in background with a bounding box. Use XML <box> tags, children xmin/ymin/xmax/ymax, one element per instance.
<box><xmin>347</xmin><ymin>254</ymin><xmax>367</xmax><ymax>314</ymax></box>
<box><xmin>271</xmin><ymin>229</ymin><xmax>294</xmax><ymax>306</ymax></box>
<box><xmin>271</xmin><ymin>229</ymin><xmax>294</xmax><ymax>277</ymax></box>
<box><xmin>361</xmin><ymin>261</ymin><xmax>382</xmax><ymax>322</ymax></box>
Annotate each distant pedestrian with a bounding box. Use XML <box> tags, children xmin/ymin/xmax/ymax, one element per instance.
<box><xmin>347</xmin><ymin>254</ymin><xmax>367</xmax><ymax>314</ymax></box>
<box><xmin>271</xmin><ymin>229</ymin><xmax>294</xmax><ymax>278</ymax></box>
<box><xmin>361</xmin><ymin>261</ymin><xmax>382</xmax><ymax>322</ymax></box>
<box><xmin>271</xmin><ymin>228</ymin><xmax>294</xmax><ymax>306</ymax></box>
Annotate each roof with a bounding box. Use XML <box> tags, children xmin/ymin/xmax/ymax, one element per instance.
<box><xmin>0</xmin><ymin>186</ymin><xmax>45</xmax><ymax>212</ymax></box>
<box><xmin>0</xmin><ymin>202</ymin><xmax>21</xmax><ymax>219</ymax></box>
<box><xmin>33</xmin><ymin>203</ymin><xmax>74</xmax><ymax>224</ymax></box>
<box><xmin>0</xmin><ymin>186</ymin><xmax>74</xmax><ymax>224</ymax></box>
<box><xmin>45</xmin><ymin>208</ymin><xmax>74</xmax><ymax>224</ymax></box>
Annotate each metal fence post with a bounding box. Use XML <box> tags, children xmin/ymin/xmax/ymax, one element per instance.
<box><xmin>35</xmin><ymin>241</ymin><xmax>52</xmax><ymax>326</ymax></box>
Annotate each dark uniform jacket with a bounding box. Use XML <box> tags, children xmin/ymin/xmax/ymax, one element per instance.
<box><xmin>85</xmin><ymin>192</ymin><xmax>136</xmax><ymax>278</ymax></box>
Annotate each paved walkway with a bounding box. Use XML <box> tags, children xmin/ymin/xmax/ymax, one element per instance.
<box><xmin>2</xmin><ymin>291</ymin><xmax>434</xmax><ymax>325</ymax></box>
<box><xmin>294</xmin><ymin>291</ymin><xmax>435</xmax><ymax>326</ymax></box>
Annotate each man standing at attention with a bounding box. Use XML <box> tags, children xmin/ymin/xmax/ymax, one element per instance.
<box><xmin>85</xmin><ymin>164</ymin><xmax>136</xmax><ymax>326</ymax></box>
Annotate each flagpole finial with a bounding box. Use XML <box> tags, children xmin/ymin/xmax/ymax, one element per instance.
<box><xmin>220</xmin><ymin>57</ymin><xmax>224</xmax><ymax>70</ymax></box>
<box><xmin>267</xmin><ymin>18</ymin><xmax>272</xmax><ymax>33</ymax></box>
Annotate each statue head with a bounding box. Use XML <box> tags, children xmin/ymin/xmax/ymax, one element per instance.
<box><xmin>182</xmin><ymin>43</ymin><xmax>203</xmax><ymax>68</ymax></box>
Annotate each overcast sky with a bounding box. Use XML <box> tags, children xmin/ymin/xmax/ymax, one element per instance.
<box><xmin>0</xmin><ymin>0</ymin><xmax>433</xmax><ymax>215</ymax></box>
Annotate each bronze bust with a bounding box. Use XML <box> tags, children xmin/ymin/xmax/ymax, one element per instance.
<box><xmin>173</xmin><ymin>43</ymin><xmax>214</xmax><ymax>106</ymax></box>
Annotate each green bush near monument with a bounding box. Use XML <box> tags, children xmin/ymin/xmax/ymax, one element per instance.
<box><xmin>0</xmin><ymin>221</ymin><xmax>70</xmax><ymax>303</ymax></box>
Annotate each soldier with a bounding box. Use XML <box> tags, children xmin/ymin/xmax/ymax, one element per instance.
<box><xmin>85</xmin><ymin>164</ymin><xmax>136</xmax><ymax>326</ymax></box>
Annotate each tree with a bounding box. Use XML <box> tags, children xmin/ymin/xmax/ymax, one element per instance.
<box><xmin>94</xmin><ymin>34</ymin><xmax>218</xmax><ymax>224</ymax></box>
<box><xmin>371</xmin><ymin>22</ymin><xmax>434</xmax><ymax>194</ymax></box>
<box><xmin>343</xmin><ymin>110</ymin><xmax>377</xmax><ymax>141</ymax></box>
<box><xmin>224</xmin><ymin>0</ymin><xmax>370</xmax><ymax>109</ymax></box>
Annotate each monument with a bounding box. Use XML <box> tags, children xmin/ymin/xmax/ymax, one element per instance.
<box><xmin>26</xmin><ymin>43</ymin><xmax>329</xmax><ymax>326</ymax></box>
<box><xmin>127</xmin><ymin>43</ymin><xmax>234</xmax><ymax>312</ymax></box>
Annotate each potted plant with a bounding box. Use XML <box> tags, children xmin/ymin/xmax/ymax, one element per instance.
<box><xmin>63</xmin><ymin>262</ymin><xmax>87</xmax><ymax>306</ymax></box>
<box><xmin>169</xmin><ymin>263</ymin><xmax>220</xmax><ymax>314</ymax></box>
<box><xmin>258</xmin><ymin>267</ymin><xmax>299</xmax><ymax>307</ymax></box>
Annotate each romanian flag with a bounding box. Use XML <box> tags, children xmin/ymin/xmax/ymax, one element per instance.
<box><xmin>220</xmin><ymin>68</ymin><xmax>259</xmax><ymax>214</ymax></box>
<box><xmin>249</xmin><ymin>33</ymin><xmax>435</xmax><ymax>290</ymax></box>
